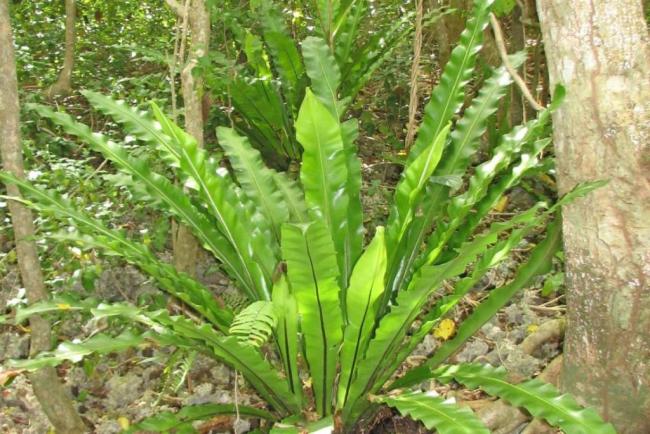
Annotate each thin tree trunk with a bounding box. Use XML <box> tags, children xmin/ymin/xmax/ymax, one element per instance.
<box><xmin>405</xmin><ymin>0</ymin><xmax>424</xmax><ymax>148</ymax></box>
<box><xmin>537</xmin><ymin>1</ymin><xmax>650</xmax><ymax>432</ymax></box>
<box><xmin>166</xmin><ymin>0</ymin><xmax>210</xmax><ymax>276</ymax></box>
<box><xmin>0</xmin><ymin>1</ymin><xmax>85</xmax><ymax>432</ymax></box>
<box><xmin>46</xmin><ymin>0</ymin><xmax>76</xmax><ymax>97</ymax></box>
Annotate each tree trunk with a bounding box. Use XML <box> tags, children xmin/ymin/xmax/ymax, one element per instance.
<box><xmin>537</xmin><ymin>1</ymin><xmax>650</xmax><ymax>432</ymax></box>
<box><xmin>0</xmin><ymin>1</ymin><xmax>85</xmax><ymax>432</ymax></box>
<box><xmin>167</xmin><ymin>0</ymin><xmax>210</xmax><ymax>276</ymax></box>
<box><xmin>46</xmin><ymin>0</ymin><xmax>75</xmax><ymax>97</ymax></box>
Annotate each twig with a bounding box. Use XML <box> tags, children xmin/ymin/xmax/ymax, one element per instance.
<box><xmin>489</xmin><ymin>13</ymin><xmax>544</xmax><ymax>112</ymax></box>
<box><xmin>404</xmin><ymin>0</ymin><xmax>424</xmax><ymax>149</ymax></box>
<box><xmin>529</xmin><ymin>304</ymin><xmax>566</xmax><ymax>313</ymax></box>
<box><xmin>67</xmin><ymin>158</ymin><xmax>108</xmax><ymax>197</ymax></box>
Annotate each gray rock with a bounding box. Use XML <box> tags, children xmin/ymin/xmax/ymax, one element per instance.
<box><xmin>456</xmin><ymin>339</ymin><xmax>490</xmax><ymax>362</ymax></box>
<box><xmin>487</xmin><ymin>341</ymin><xmax>542</xmax><ymax>377</ymax></box>
<box><xmin>95</xmin><ymin>266</ymin><xmax>158</xmax><ymax>302</ymax></box>
<box><xmin>412</xmin><ymin>334</ymin><xmax>438</xmax><ymax>357</ymax></box>
<box><xmin>481</xmin><ymin>324</ymin><xmax>505</xmax><ymax>341</ymax></box>
<box><xmin>95</xmin><ymin>420</ymin><xmax>122</xmax><ymax>434</ymax></box>
<box><xmin>209</xmin><ymin>363</ymin><xmax>232</xmax><ymax>386</ymax></box>
<box><xmin>183</xmin><ymin>383</ymin><xmax>216</xmax><ymax>405</ymax></box>
<box><xmin>0</xmin><ymin>332</ymin><xmax>29</xmax><ymax>360</ymax></box>
<box><xmin>234</xmin><ymin>418</ymin><xmax>251</xmax><ymax>434</ymax></box>
<box><xmin>106</xmin><ymin>372</ymin><xmax>144</xmax><ymax>409</ymax></box>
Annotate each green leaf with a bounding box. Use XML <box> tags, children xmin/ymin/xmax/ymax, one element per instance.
<box><xmin>151</xmin><ymin>104</ymin><xmax>277</xmax><ymax>300</ymax></box>
<box><xmin>13</xmin><ymin>298</ymin><xmax>91</xmax><ymax>324</ymax></box>
<box><xmin>386</xmin><ymin>123</ymin><xmax>451</xmax><ymax>253</ymax></box>
<box><xmin>217</xmin><ymin>126</ymin><xmax>289</xmax><ymax>242</ymax></box>
<box><xmin>271</xmin><ymin>415</ymin><xmax>334</xmax><ymax>433</ymax></box>
<box><xmin>302</xmin><ymin>36</ymin><xmax>346</xmax><ymax>118</ymax></box>
<box><xmin>542</xmin><ymin>272</ymin><xmax>564</xmax><ymax>297</ymax></box>
<box><xmin>296</xmin><ymin>89</ymin><xmax>351</xmax><ymax>284</ymax></box>
<box><xmin>340</xmin><ymin>119</ymin><xmax>364</xmax><ymax>278</ymax></box>
<box><xmin>300</xmin><ymin>37</ymin><xmax>365</xmax><ymax>285</ymax></box>
<box><xmin>9</xmin><ymin>331</ymin><xmax>145</xmax><ymax>370</ymax></box>
<box><xmin>270</xmin><ymin>171</ymin><xmax>308</xmax><ymax>223</ymax></box>
<box><xmin>391</xmin><ymin>206</ymin><xmax>550</xmax><ymax>376</ymax></box>
<box><xmin>423</xmin><ymin>136</ymin><xmax>551</xmax><ymax>266</ymax></box>
<box><xmin>126</xmin><ymin>403</ymin><xmax>275</xmax><ymax>434</ymax></box>
<box><xmin>333</xmin><ymin>0</ymin><xmax>366</xmax><ymax>72</ymax></box>
<box><xmin>415</xmin><ymin>217</ymin><xmax>562</xmax><ymax>377</ymax></box>
<box><xmin>282</xmin><ymin>221</ymin><xmax>343</xmax><ymax>416</ymax></box>
<box><xmin>272</xmin><ymin>275</ymin><xmax>303</xmax><ymax>402</ymax></box>
<box><xmin>148</xmin><ymin>311</ymin><xmax>300</xmax><ymax>416</ymax></box>
<box><xmin>344</xmin><ymin>208</ymin><xmax>545</xmax><ymax>421</ymax></box>
<box><xmin>387</xmin><ymin>54</ymin><xmax>524</xmax><ymax>298</ymax></box>
<box><xmin>316</xmin><ymin>0</ymin><xmax>341</xmax><ymax>40</ymax></box>
<box><xmin>81</xmin><ymin>91</ymin><xmax>179</xmax><ymax>170</ymax></box>
<box><xmin>229</xmin><ymin>301</ymin><xmax>277</xmax><ymax>347</ymax></box>
<box><xmin>338</xmin><ymin>227</ymin><xmax>387</xmax><ymax>408</ymax></box>
<box><xmin>0</xmin><ymin>174</ymin><xmax>233</xmax><ymax>332</ymax></box>
<box><xmin>442</xmin><ymin>87</ymin><xmax>564</xmax><ymax>257</ymax></box>
<box><xmin>229</xmin><ymin>78</ymin><xmax>297</xmax><ymax>158</ymax></box>
<box><xmin>25</xmin><ymin>103</ymin><xmax>259</xmax><ymax>300</ymax></box>
<box><xmin>259</xmin><ymin>5</ymin><xmax>305</xmax><ymax>112</ymax></box>
<box><xmin>244</xmin><ymin>31</ymin><xmax>272</xmax><ymax>78</ymax></box>
<box><xmin>492</xmin><ymin>0</ymin><xmax>516</xmax><ymax>16</ymax></box>
<box><xmin>406</xmin><ymin>0</ymin><xmax>492</xmax><ymax>165</ymax></box>
<box><xmin>433</xmin><ymin>364</ymin><xmax>617</xmax><ymax>434</ymax></box>
<box><xmin>340</xmin><ymin>11</ymin><xmax>412</xmax><ymax>100</ymax></box>
<box><xmin>378</xmin><ymin>392</ymin><xmax>490</xmax><ymax>434</ymax></box>
<box><xmin>441</xmin><ymin>138</ymin><xmax>550</xmax><ymax>260</ymax></box>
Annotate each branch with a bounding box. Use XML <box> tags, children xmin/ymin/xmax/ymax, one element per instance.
<box><xmin>165</xmin><ymin>0</ymin><xmax>184</xmax><ymax>17</ymax></box>
<box><xmin>405</xmin><ymin>0</ymin><xmax>424</xmax><ymax>149</ymax></box>
<box><xmin>489</xmin><ymin>13</ymin><xmax>544</xmax><ymax>111</ymax></box>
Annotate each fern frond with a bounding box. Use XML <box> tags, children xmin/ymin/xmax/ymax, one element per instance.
<box><xmin>338</xmin><ymin>227</ymin><xmax>387</xmax><ymax>408</ymax></box>
<box><xmin>151</xmin><ymin>104</ymin><xmax>278</xmax><ymax>300</ymax></box>
<box><xmin>217</xmin><ymin>127</ymin><xmax>290</xmax><ymax>242</ymax></box>
<box><xmin>433</xmin><ymin>364</ymin><xmax>616</xmax><ymax>434</ymax></box>
<box><xmin>406</xmin><ymin>0</ymin><xmax>492</xmax><ymax>164</ymax></box>
<box><xmin>229</xmin><ymin>301</ymin><xmax>277</xmax><ymax>347</ymax></box>
<box><xmin>272</xmin><ymin>276</ymin><xmax>302</xmax><ymax>402</ymax></box>
<box><xmin>378</xmin><ymin>392</ymin><xmax>490</xmax><ymax>434</ymax></box>
<box><xmin>126</xmin><ymin>403</ymin><xmax>274</xmax><ymax>433</ymax></box>
<box><xmin>302</xmin><ymin>36</ymin><xmax>346</xmax><ymax>118</ymax></box>
<box><xmin>282</xmin><ymin>221</ymin><xmax>343</xmax><ymax>416</ymax></box>
<box><xmin>296</xmin><ymin>90</ymin><xmax>351</xmax><ymax>284</ymax></box>
<box><xmin>26</xmin><ymin>103</ymin><xmax>261</xmax><ymax>300</ymax></box>
<box><xmin>387</xmin><ymin>54</ymin><xmax>523</xmax><ymax>298</ymax></box>
<box><xmin>0</xmin><ymin>173</ymin><xmax>233</xmax><ymax>331</ymax></box>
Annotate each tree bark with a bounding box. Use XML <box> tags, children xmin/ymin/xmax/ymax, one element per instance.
<box><xmin>0</xmin><ymin>1</ymin><xmax>85</xmax><ymax>432</ymax></box>
<box><xmin>167</xmin><ymin>0</ymin><xmax>210</xmax><ymax>276</ymax></box>
<box><xmin>46</xmin><ymin>0</ymin><xmax>76</xmax><ymax>97</ymax></box>
<box><xmin>536</xmin><ymin>1</ymin><xmax>650</xmax><ymax>432</ymax></box>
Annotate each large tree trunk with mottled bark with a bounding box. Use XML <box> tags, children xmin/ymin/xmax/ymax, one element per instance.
<box><xmin>166</xmin><ymin>0</ymin><xmax>210</xmax><ymax>276</ymax></box>
<box><xmin>537</xmin><ymin>1</ymin><xmax>650</xmax><ymax>432</ymax></box>
<box><xmin>0</xmin><ymin>1</ymin><xmax>85</xmax><ymax>432</ymax></box>
<box><xmin>46</xmin><ymin>0</ymin><xmax>76</xmax><ymax>97</ymax></box>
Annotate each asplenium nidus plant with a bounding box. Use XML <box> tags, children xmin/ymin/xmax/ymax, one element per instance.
<box><xmin>1</xmin><ymin>1</ymin><xmax>615</xmax><ymax>433</ymax></box>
